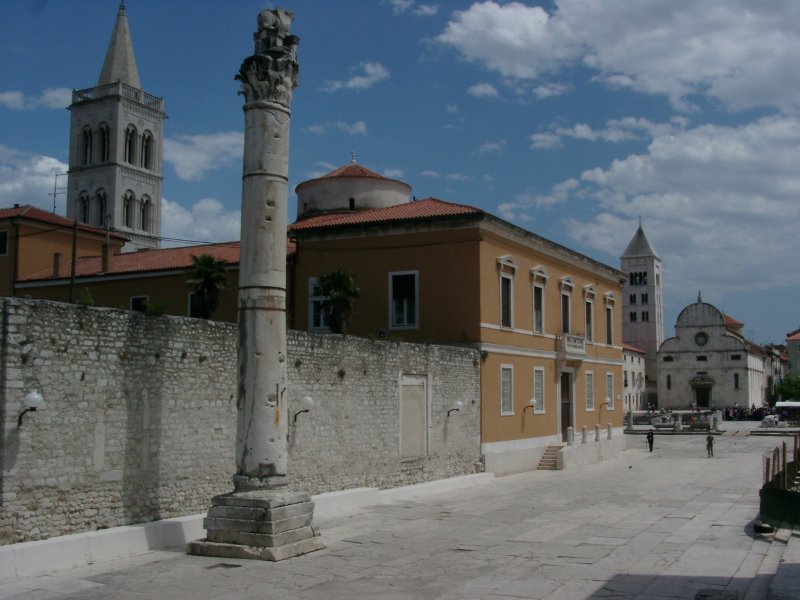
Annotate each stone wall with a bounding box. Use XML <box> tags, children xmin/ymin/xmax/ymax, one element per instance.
<box><xmin>0</xmin><ymin>298</ymin><xmax>480</xmax><ymax>545</ymax></box>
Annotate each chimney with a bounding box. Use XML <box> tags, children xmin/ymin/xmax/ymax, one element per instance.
<box><xmin>53</xmin><ymin>252</ymin><xmax>62</xmax><ymax>278</ymax></box>
<box><xmin>101</xmin><ymin>244</ymin><xmax>113</xmax><ymax>273</ymax></box>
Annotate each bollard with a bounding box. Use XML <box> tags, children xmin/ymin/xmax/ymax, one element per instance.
<box><xmin>567</xmin><ymin>426</ymin><xmax>574</xmax><ymax>446</ymax></box>
<box><xmin>607</xmin><ymin>423</ymin><xmax>612</xmax><ymax>440</ymax></box>
<box><xmin>581</xmin><ymin>425</ymin><xmax>587</xmax><ymax>444</ymax></box>
<box><xmin>595</xmin><ymin>424</ymin><xmax>600</xmax><ymax>442</ymax></box>
<box><xmin>765</xmin><ymin>456</ymin><xmax>771</xmax><ymax>486</ymax></box>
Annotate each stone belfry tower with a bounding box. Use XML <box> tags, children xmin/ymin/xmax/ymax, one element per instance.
<box><xmin>620</xmin><ymin>222</ymin><xmax>664</xmax><ymax>406</ymax></box>
<box><xmin>66</xmin><ymin>2</ymin><xmax>164</xmax><ymax>250</ymax></box>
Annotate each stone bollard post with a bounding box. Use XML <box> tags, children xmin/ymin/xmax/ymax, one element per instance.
<box><xmin>712</xmin><ymin>415</ymin><xmax>719</xmax><ymax>432</ymax></box>
<box><xmin>626</xmin><ymin>410</ymin><xmax>633</xmax><ymax>431</ymax></box>
<box><xmin>595</xmin><ymin>424</ymin><xmax>600</xmax><ymax>442</ymax></box>
<box><xmin>567</xmin><ymin>426</ymin><xmax>574</xmax><ymax>446</ymax></box>
<box><xmin>607</xmin><ymin>423</ymin><xmax>612</xmax><ymax>439</ymax></box>
<box><xmin>581</xmin><ymin>425</ymin><xmax>587</xmax><ymax>444</ymax></box>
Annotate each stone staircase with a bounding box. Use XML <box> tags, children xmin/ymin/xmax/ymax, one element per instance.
<box><xmin>537</xmin><ymin>445</ymin><xmax>563</xmax><ymax>470</ymax></box>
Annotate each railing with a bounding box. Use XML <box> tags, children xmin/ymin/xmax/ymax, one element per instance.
<box><xmin>763</xmin><ymin>435</ymin><xmax>799</xmax><ymax>490</ymax></box>
<box><xmin>72</xmin><ymin>82</ymin><xmax>164</xmax><ymax>111</ymax></box>
<box><xmin>556</xmin><ymin>333</ymin><xmax>586</xmax><ymax>358</ymax></box>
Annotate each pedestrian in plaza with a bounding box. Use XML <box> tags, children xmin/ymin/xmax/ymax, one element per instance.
<box><xmin>646</xmin><ymin>429</ymin><xmax>654</xmax><ymax>452</ymax></box>
<box><xmin>706</xmin><ymin>433</ymin><xmax>714</xmax><ymax>458</ymax></box>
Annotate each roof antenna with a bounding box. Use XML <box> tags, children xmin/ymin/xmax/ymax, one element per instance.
<box><xmin>638</xmin><ymin>215</ymin><xmax>642</xmax><ymax>227</ymax></box>
<box><xmin>697</xmin><ymin>290</ymin><xmax>702</xmax><ymax>303</ymax></box>
<box><xmin>350</xmin><ymin>150</ymin><xmax>357</xmax><ymax>164</ymax></box>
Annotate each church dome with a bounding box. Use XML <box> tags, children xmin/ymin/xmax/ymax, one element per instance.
<box><xmin>295</xmin><ymin>160</ymin><xmax>411</xmax><ymax>219</ymax></box>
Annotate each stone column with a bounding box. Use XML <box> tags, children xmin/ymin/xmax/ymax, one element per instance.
<box><xmin>190</xmin><ymin>9</ymin><xmax>323</xmax><ymax>561</ymax></box>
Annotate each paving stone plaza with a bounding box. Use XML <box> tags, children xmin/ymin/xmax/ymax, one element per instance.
<box><xmin>2</xmin><ymin>422</ymin><xmax>798</xmax><ymax>600</ymax></box>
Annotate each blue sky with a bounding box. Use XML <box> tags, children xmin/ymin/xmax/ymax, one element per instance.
<box><xmin>1</xmin><ymin>0</ymin><xmax>799</xmax><ymax>344</ymax></box>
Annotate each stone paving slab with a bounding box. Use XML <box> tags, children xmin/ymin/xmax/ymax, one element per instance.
<box><xmin>1</xmin><ymin>423</ymin><xmax>797</xmax><ymax>600</ymax></box>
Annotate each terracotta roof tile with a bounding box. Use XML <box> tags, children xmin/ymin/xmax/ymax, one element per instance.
<box><xmin>316</xmin><ymin>163</ymin><xmax>385</xmax><ymax>180</ymax></box>
<box><xmin>0</xmin><ymin>204</ymin><xmax>128</xmax><ymax>241</ymax></box>
<box><xmin>622</xmin><ymin>342</ymin><xmax>647</xmax><ymax>354</ymax></box>
<box><xmin>787</xmin><ymin>332</ymin><xmax>800</xmax><ymax>342</ymax></box>
<box><xmin>289</xmin><ymin>197</ymin><xmax>482</xmax><ymax>233</ymax></box>
<box><xmin>723</xmin><ymin>314</ymin><xmax>744</xmax><ymax>328</ymax></box>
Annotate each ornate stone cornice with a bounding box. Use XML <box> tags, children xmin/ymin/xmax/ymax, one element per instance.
<box><xmin>236</xmin><ymin>8</ymin><xmax>299</xmax><ymax>107</ymax></box>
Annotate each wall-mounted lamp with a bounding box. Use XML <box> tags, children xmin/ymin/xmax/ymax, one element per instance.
<box><xmin>523</xmin><ymin>398</ymin><xmax>536</xmax><ymax>415</ymax></box>
<box><xmin>18</xmin><ymin>390</ymin><xmax>43</xmax><ymax>427</ymax></box>
<box><xmin>293</xmin><ymin>395</ymin><xmax>316</xmax><ymax>423</ymax></box>
<box><xmin>447</xmin><ymin>401</ymin><xmax>464</xmax><ymax>417</ymax></box>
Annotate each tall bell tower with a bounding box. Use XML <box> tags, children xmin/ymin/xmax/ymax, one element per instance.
<box><xmin>66</xmin><ymin>2</ymin><xmax>164</xmax><ymax>250</ymax></box>
<box><xmin>621</xmin><ymin>222</ymin><xmax>663</xmax><ymax>406</ymax></box>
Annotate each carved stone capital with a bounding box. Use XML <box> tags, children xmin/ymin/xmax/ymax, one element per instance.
<box><xmin>236</xmin><ymin>8</ymin><xmax>299</xmax><ymax>107</ymax></box>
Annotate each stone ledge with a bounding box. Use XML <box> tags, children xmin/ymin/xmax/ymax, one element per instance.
<box><xmin>188</xmin><ymin>535</ymin><xmax>324</xmax><ymax>562</ymax></box>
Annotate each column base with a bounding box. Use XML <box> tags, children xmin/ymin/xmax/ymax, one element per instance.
<box><xmin>189</xmin><ymin>489</ymin><xmax>324</xmax><ymax>562</ymax></box>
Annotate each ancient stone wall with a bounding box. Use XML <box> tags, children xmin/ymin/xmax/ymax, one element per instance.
<box><xmin>0</xmin><ymin>298</ymin><xmax>480</xmax><ymax>544</ymax></box>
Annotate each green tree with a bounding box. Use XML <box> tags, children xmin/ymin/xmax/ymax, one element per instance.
<box><xmin>318</xmin><ymin>269</ymin><xmax>360</xmax><ymax>334</ymax></box>
<box><xmin>186</xmin><ymin>254</ymin><xmax>229</xmax><ymax>319</ymax></box>
<box><xmin>776</xmin><ymin>376</ymin><xmax>800</xmax><ymax>401</ymax></box>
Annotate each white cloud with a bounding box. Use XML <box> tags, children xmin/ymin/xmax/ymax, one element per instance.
<box><xmin>530</xmin><ymin>132</ymin><xmax>561</xmax><ymax>149</ymax></box>
<box><xmin>445</xmin><ymin>104</ymin><xmax>460</xmax><ymax>114</ymax></box>
<box><xmin>550</xmin><ymin>116</ymin><xmax>800</xmax><ymax>301</ymax></box>
<box><xmin>0</xmin><ymin>145</ymin><xmax>67</xmax><ymax>212</ymax></box>
<box><xmin>161</xmin><ymin>197</ymin><xmax>241</xmax><ymax>246</ymax></box>
<box><xmin>388</xmin><ymin>0</ymin><xmax>414</xmax><ymax>14</ymax></box>
<box><xmin>388</xmin><ymin>0</ymin><xmax>438</xmax><ymax>16</ymax></box>
<box><xmin>414</xmin><ymin>5</ymin><xmax>438</xmax><ymax>16</ymax></box>
<box><xmin>533</xmin><ymin>117</ymin><xmax>688</xmax><ymax>148</ymax></box>
<box><xmin>438</xmin><ymin>0</ymin><xmax>800</xmax><ymax>113</ymax></box>
<box><xmin>467</xmin><ymin>83</ymin><xmax>499</xmax><ymax>98</ymax></box>
<box><xmin>322</xmin><ymin>63</ymin><xmax>390</xmax><ymax>92</ymax></box>
<box><xmin>382</xmin><ymin>168</ymin><xmax>403</xmax><ymax>179</ymax></box>
<box><xmin>476</xmin><ymin>140</ymin><xmax>505</xmax><ymax>154</ymax></box>
<box><xmin>533</xmin><ymin>82</ymin><xmax>569</xmax><ymax>100</ymax></box>
<box><xmin>445</xmin><ymin>173</ymin><xmax>471</xmax><ymax>182</ymax></box>
<box><xmin>0</xmin><ymin>88</ymin><xmax>72</xmax><ymax>110</ymax></box>
<box><xmin>164</xmin><ymin>132</ymin><xmax>243</xmax><ymax>181</ymax></box>
<box><xmin>421</xmin><ymin>170</ymin><xmax>441</xmax><ymax>178</ymax></box>
<box><xmin>308</xmin><ymin>121</ymin><xmax>368</xmax><ymax>136</ymax></box>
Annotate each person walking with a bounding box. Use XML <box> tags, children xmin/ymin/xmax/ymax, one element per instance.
<box><xmin>706</xmin><ymin>434</ymin><xmax>714</xmax><ymax>458</ymax></box>
<box><xmin>646</xmin><ymin>429</ymin><xmax>654</xmax><ymax>452</ymax></box>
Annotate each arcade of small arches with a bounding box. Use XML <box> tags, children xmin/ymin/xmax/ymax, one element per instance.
<box><xmin>77</xmin><ymin>189</ymin><xmax>153</xmax><ymax>232</ymax></box>
<box><xmin>79</xmin><ymin>123</ymin><xmax>155</xmax><ymax>171</ymax></box>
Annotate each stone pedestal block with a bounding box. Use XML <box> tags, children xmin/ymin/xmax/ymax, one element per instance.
<box><xmin>189</xmin><ymin>490</ymin><xmax>324</xmax><ymax>561</ymax></box>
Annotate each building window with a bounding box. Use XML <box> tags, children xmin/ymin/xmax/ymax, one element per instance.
<box><xmin>585</xmin><ymin>299</ymin><xmax>593</xmax><ymax>341</ymax></box>
<box><xmin>95</xmin><ymin>189</ymin><xmax>107</xmax><ymax>227</ymax></box>
<box><xmin>606</xmin><ymin>305</ymin><xmax>613</xmax><ymax>345</ymax></box>
<box><xmin>533</xmin><ymin>367</ymin><xmax>545</xmax><ymax>413</ymax></box>
<box><xmin>606</xmin><ymin>373</ymin><xmax>614</xmax><ymax>409</ymax></box>
<box><xmin>642</xmin><ymin>311</ymin><xmax>649</xmax><ymax>322</ymax></box>
<box><xmin>98</xmin><ymin>124</ymin><xmax>110</xmax><ymax>162</ymax></box>
<box><xmin>188</xmin><ymin>292</ymin><xmax>204</xmax><ymax>318</ymax></box>
<box><xmin>124</xmin><ymin>125</ymin><xmax>138</xmax><ymax>164</ymax></box>
<box><xmin>629</xmin><ymin>271</ymin><xmax>647</xmax><ymax>286</ymax></box>
<box><xmin>500</xmin><ymin>274</ymin><xmax>513</xmax><ymax>328</ymax></box>
<box><xmin>400</xmin><ymin>375</ymin><xmax>428</xmax><ymax>460</ymax></box>
<box><xmin>123</xmin><ymin>191</ymin><xmax>135</xmax><ymax>228</ymax></box>
<box><xmin>81</xmin><ymin>127</ymin><xmax>93</xmax><ymax>165</ymax></box>
<box><xmin>667</xmin><ymin>374</ymin><xmax>672</xmax><ymax>390</ymax></box>
<box><xmin>641</xmin><ymin>293</ymin><xmax>648</xmax><ymax>303</ymax></box>
<box><xmin>79</xmin><ymin>192</ymin><xmax>90</xmax><ymax>223</ymax></box>
<box><xmin>140</xmin><ymin>131</ymin><xmax>153</xmax><ymax>169</ymax></box>
<box><xmin>390</xmin><ymin>271</ymin><xmax>418</xmax><ymax>328</ymax></box>
<box><xmin>585</xmin><ymin>371</ymin><xmax>594</xmax><ymax>411</ymax></box>
<box><xmin>140</xmin><ymin>196</ymin><xmax>151</xmax><ymax>232</ymax></box>
<box><xmin>630</xmin><ymin>311</ymin><xmax>637</xmax><ymax>322</ymax></box>
<box><xmin>663</xmin><ymin>356</ymin><xmax>674</xmax><ymax>362</ymax></box>
<box><xmin>533</xmin><ymin>284</ymin><xmax>544</xmax><ymax>334</ymax></box>
<box><xmin>308</xmin><ymin>277</ymin><xmax>330</xmax><ymax>331</ymax></box>
<box><xmin>0</xmin><ymin>230</ymin><xmax>8</xmax><ymax>255</ymax></box>
<box><xmin>731</xmin><ymin>354</ymin><xmax>741</xmax><ymax>360</ymax></box>
<box><xmin>130</xmin><ymin>296</ymin><xmax>148</xmax><ymax>313</ymax></box>
<box><xmin>624</xmin><ymin>370</ymin><xmax>628</xmax><ymax>388</ymax></box>
<box><xmin>629</xmin><ymin>294</ymin><xmax>636</xmax><ymax>304</ymax></box>
<box><xmin>501</xmin><ymin>365</ymin><xmax>514</xmax><ymax>415</ymax></box>
<box><xmin>697</xmin><ymin>356</ymin><xmax>707</xmax><ymax>362</ymax></box>
<box><xmin>734</xmin><ymin>373</ymin><xmax>740</xmax><ymax>389</ymax></box>
<box><xmin>561</xmin><ymin>293</ymin><xmax>571</xmax><ymax>333</ymax></box>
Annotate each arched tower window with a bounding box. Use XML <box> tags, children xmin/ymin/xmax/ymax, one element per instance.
<box><xmin>140</xmin><ymin>131</ymin><xmax>153</xmax><ymax>170</ymax></box>
<box><xmin>98</xmin><ymin>124</ymin><xmax>110</xmax><ymax>162</ymax></box>
<box><xmin>95</xmin><ymin>189</ymin><xmax>107</xmax><ymax>228</ymax></box>
<box><xmin>140</xmin><ymin>195</ymin><xmax>151</xmax><ymax>232</ymax></box>
<box><xmin>124</xmin><ymin>125</ymin><xmax>138</xmax><ymax>164</ymax></box>
<box><xmin>123</xmin><ymin>191</ymin><xmax>135</xmax><ymax>228</ymax></box>
<box><xmin>79</xmin><ymin>192</ymin><xmax>90</xmax><ymax>223</ymax></box>
<box><xmin>81</xmin><ymin>127</ymin><xmax>93</xmax><ymax>165</ymax></box>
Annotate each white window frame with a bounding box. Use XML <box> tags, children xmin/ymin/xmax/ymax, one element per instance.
<box><xmin>500</xmin><ymin>364</ymin><xmax>514</xmax><ymax>416</ymax></box>
<box><xmin>604</xmin><ymin>293</ymin><xmax>615</xmax><ymax>346</ymax></box>
<box><xmin>500</xmin><ymin>273</ymin><xmax>514</xmax><ymax>328</ymax></box>
<box><xmin>533</xmin><ymin>367</ymin><xmax>545</xmax><ymax>414</ymax></box>
<box><xmin>585</xmin><ymin>371</ymin><xmax>595</xmax><ymax>411</ymax></box>
<box><xmin>531</xmin><ymin>266</ymin><xmax>548</xmax><ymax>335</ymax></box>
<box><xmin>606</xmin><ymin>373</ymin><xmax>615</xmax><ymax>410</ymax></box>
<box><xmin>308</xmin><ymin>277</ymin><xmax>331</xmax><ymax>332</ymax></box>
<box><xmin>389</xmin><ymin>270</ymin><xmax>419</xmax><ymax>329</ymax></box>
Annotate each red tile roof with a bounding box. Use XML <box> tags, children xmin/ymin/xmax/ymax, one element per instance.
<box><xmin>315</xmin><ymin>162</ymin><xmax>386</xmax><ymax>180</ymax></box>
<box><xmin>788</xmin><ymin>332</ymin><xmax>800</xmax><ymax>342</ymax></box>
<box><xmin>289</xmin><ymin>197</ymin><xmax>483</xmax><ymax>233</ymax></box>
<box><xmin>0</xmin><ymin>204</ymin><xmax>128</xmax><ymax>241</ymax></box>
<box><xmin>19</xmin><ymin>239</ymin><xmax>297</xmax><ymax>281</ymax></box>
<box><xmin>622</xmin><ymin>342</ymin><xmax>646</xmax><ymax>354</ymax></box>
<box><xmin>723</xmin><ymin>314</ymin><xmax>744</xmax><ymax>328</ymax></box>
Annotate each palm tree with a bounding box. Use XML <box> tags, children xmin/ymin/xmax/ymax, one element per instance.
<box><xmin>318</xmin><ymin>269</ymin><xmax>360</xmax><ymax>334</ymax></box>
<box><xmin>186</xmin><ymin>254</ymin><xmax>229</xmax><ymax>319</ymax></box>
